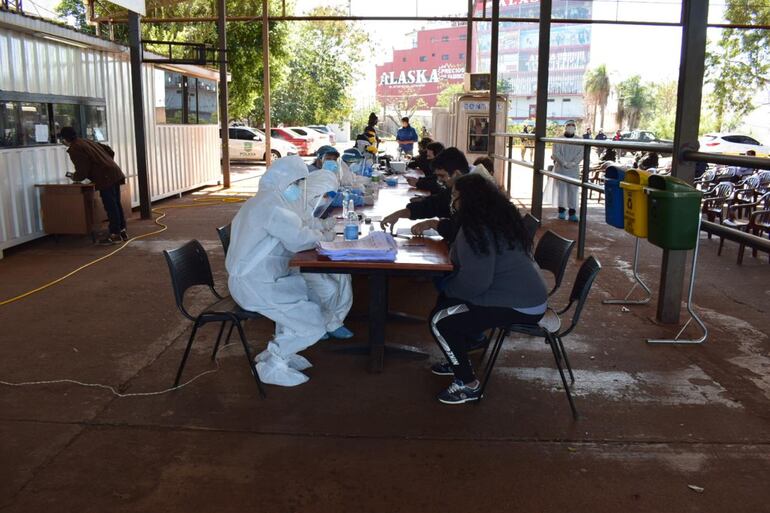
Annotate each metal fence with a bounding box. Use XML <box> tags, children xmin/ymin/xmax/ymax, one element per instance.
<box><xmin>490</xmin><ymin>133</ymin><xmax>770</xmax><ymax>261</ymax></box>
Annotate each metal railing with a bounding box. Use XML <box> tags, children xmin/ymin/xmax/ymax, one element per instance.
<box><xmin>491</xmin><ymin>132</ymin><xmax>770</xmax><ymax>261</ymax></box>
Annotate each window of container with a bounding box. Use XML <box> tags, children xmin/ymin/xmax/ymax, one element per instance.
<box><xmin>0</xmin><ymin>102</ymin><xmax>19</xmax><ymax>147</ymax></box>
<box><xmin>84</xmin><ymin>105</ymin><xmax>108</xmax><ymax>141</ymax></box>
<box><xmin>53</xmin><ymin>104</ymin><xmax>82</xmax><ymax>142</ymax></box>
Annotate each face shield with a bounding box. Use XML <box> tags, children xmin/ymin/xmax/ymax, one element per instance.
<box><xmin>312</xmin><ymin>190</ymin><xmax>337</xmax><ymax>219</ymax></box>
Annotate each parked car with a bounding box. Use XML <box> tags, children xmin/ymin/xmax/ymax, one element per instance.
<box><xmin>308</xmin><ymin>125</ymin><xmax>336</xmax><ymax>145</ymax></box>
<box><xmin>270</xmin><ymin>127</ymin><xmax>313</xmax><ymax>156</ymax></box>
<box><xmin>227</xmin><ymin>126</ymin><xmax>298</xmax><ymax>161</ymax></box>
<box><xmin>620</xmin><ymin>130</ymin><xmax>671</xmax><ymax>144</ymax></box>
<box><xmin>285</xmin><ymin>126</ymin><xmax>325</xmax><ymax>153</ymax></box>
<box><xmin>699</xmin><ymin>133</ymin><xmax>770</xmax><ymax>156</ymax></box>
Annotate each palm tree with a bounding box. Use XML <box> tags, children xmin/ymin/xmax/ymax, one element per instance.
<box><xmin>584</xmin><ymin>65</ymin><xmax>611</xmax><ymax>130</ymax></box>
<box><xmin>617</xmin><ymin>75</ymin><xmax>651</xmax><ymax>130</ymax></box>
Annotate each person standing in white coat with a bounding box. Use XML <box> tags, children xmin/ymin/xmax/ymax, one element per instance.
<box><xmin>551</xmin><ymin>120</ymin><xmax>583</xmax><ymax>222</ymax></box>
<box><xmin>225</xmin><ymin>156</ymin><xmax>335</xmax><ymax>387</ymax></box>
<box><xmin>303</xmin><ymin>159</ymin><xmax>355</xmax><ymax>339</ymax></box>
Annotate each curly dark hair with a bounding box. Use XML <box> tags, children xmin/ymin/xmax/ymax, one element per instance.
<box><xmin>453</xmin><ymin>173</ymin><xmax>532</xmax><ymax>255</ymax></box>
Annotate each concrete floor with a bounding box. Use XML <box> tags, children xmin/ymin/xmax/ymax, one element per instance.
<box><xmin>1</xmin><ymin>166</ymin><xmax>769</xmax><ymax>512</ymax></box>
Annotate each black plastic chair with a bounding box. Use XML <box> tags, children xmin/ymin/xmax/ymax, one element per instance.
<box><xmin>478</xmin><ymin>226</ymin><xmax>573</xmax><ymax>362</ymax></box>
<box><xmin>217</xmin><ymin>223</ymin><xmax>231</xmax><ymax>256</ymax></box>
<box><xmin>478</xmin><ymin>256</ymin><xmax>602</xmax><ymax>419</ymax></box>
<box><xmin>521</xmin><ymin>213</ymin><xmax>540</xmax><ymax>244</ymax></box>
<box><xmin>163</xmin><ymin>240</ymin><xmax>265</xmax><ymax>397</ymax></box>
<box><xmin>534</xmin><ymin>230</ymin><xmax>576</xmax><ymax>297</ymax></box>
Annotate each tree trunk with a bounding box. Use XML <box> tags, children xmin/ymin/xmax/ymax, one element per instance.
<box><xmin>599</xmin><ymin>104</ymin><xmax>605</xmax><ymax>130</ymax></box>
<box><xmin>592</xmin><ymin>103</ymin><xmax>598</xmax><ymax>131</ymax></box>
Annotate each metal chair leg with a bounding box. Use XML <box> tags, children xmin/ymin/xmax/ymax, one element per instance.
<box><xmin>211</xmin><ymin>321</ymin><xmax>228</xmax><ymax>360</ymax></box>
<box><xmin>223</xmin><ymin>323</ymin><xmax>235</xmax><ymax>345</ymax></box>
<box><xmin>478</xmin><ymin>329</ymin><xmax>508</xmax><ymax>402</ymax></box>
<box><xmin>547</xmin><ymin>333</ymin><xmax>579</xmax><ymax>419</ymax></box>
<box><xmin>556</xmin><ymin>335</ymin><xmax>575</xmax><ymax>383</ymax></box>
<box><xmin>233</xmin><ymin>319</ymin><xmax>267</xmax><ymax>398</ymax></box>
<box><xmin>174</xmin><ymin>319</ymin><xmax>201</xmax><ymax>387</ymax></box>
<box><xmin>478</xmin><ymin>328</ymin><xmax>496</xmax><ymax>363</ymax></box>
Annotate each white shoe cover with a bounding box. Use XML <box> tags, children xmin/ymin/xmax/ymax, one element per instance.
<box><xmin>255</xmin><ymin>348</ymin><xmax>312</xmax><ymax>371</ymax></box>
<box><xmin>286</xmin><ymin>354</ymin><xmax>313</xmax><ymax>371</ymax></box>
<box><xmin>254</xmin><ymin>353</ymin><xmax>309</xmax><ymax>387</ymax></box>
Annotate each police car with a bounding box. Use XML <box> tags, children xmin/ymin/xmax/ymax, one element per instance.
<box><xmin>227</xmin><ymin>126</ymin><xmax>298</xmax><ymax>161</ymax></box>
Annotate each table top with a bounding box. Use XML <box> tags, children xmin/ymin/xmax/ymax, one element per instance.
<box><xmin>35</xmin><ymin>182</ymin><xmax>94</xmax><ymax>189</ymax></box>
<box><xmin>290</xmin><ymin>175</ymin><xmax>453</xmax><ymax>273</ymax></box>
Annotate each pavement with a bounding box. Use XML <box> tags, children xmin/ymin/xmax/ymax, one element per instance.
<box><xmin>0</xmin><ymin>164</ymin><xmax>769</xmax><ymax>513</ymax></box>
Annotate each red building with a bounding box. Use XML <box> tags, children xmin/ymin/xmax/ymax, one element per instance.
<box><xmin>376</xmin><ymin>25</ymin><xmax>469</xmax><ymax>109</ymax></box>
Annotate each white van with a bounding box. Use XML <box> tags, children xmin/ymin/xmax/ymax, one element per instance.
<box><xmin>227</xmin><ymin>126</ymin><xmax>298</xmax><ymax>161</ymax></box>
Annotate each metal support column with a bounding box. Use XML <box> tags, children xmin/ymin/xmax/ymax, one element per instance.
<box><xmin>657</xmin><ymin>0</ymin><xmax>709</xmax><ymax>324</ymax></box>
<box><xmin>487</xmin><ymin>0</ymin><xmax>500</xmax><ymax>159</ymax></box>
<box><xmin>465</xmin><ymin>0</ymin><xmax>473</xmax><ymax>74</ymax></box>
<box><xmin>217</xmin><ymin>0</ymin><xmax>230</xmax><ymax>188</ymax></box>
<box><xmin>262</xmin><ymin>0</ymin><xmax>272</xmax><ymax>167</ymax></box>
<box><xmin>128</xmin><ymin>12</ymin><xmax>151</xmax><ymax>220</ymax></box>
<box><xmin>577</xmin><ymin>144</ymin><xmax>591</xmax><ymax>259</ymax></box>
<box><xmin>531</xmin><ymin>0</ymin><xmax>552</xmax><ymax>220</ymax></box>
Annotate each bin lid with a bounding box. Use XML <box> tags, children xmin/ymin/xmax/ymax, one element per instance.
<box><xmin>647</xmin><ymin>174</ymin><xmax>697</xmax><ymax>192</ymax></box>
<box><xmin>605</xmin><ymin>166</ymin><xmax>626</xmax><ymax>181</ymax></box>
<box><xmin>623</xmin><ymin>169</ymin><xmax>651</xmax><ymax>185</ymax></box>
<box><xmin>645</xmin><ymin>187</ymin><xmax>703</xmax><ymax>199</ymax></box>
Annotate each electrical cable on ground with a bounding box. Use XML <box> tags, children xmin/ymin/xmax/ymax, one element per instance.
<box><xmin>0</xmin><ymin>195</ymin><xmax>247</xmax><ymax>396</ymax></box>
<box><xmin>0</xmin><ymin>196</ymin><xmax>245</xmax><ymax>307</ymax></box>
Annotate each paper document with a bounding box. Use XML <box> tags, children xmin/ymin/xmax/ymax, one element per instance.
<box><xmin>396</xmin><ymin>227</ymin><xmax>440</xmax><ymax>238</ymax></box>
<box><xmin>34</xmin><ymin>124</ymin><xmax>49</xmax><ymax>143</ymax></box>
<box><xmin>316</xmin><ymin>231</ymin><xmax>398</xmax><ymax>262</ymax></box>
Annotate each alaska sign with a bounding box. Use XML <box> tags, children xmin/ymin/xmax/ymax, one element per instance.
<box><xmin>379</xmin><ymin>64</ymin><xmax>464</xmax><ymax>87</ymax></box>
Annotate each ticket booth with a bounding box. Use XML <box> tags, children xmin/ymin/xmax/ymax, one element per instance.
<box><xmin>434</xmin><ymin>93</ymin><xmax>509</xmax><ymax>187</ymax></box>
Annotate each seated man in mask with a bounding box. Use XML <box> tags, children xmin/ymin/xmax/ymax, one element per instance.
<box><xmin>407</xmin><ymin>141</ymin><xmax>446</xmax><ymax>194</ymax></box>
<box><xmin>226</xmin><ymin>156</ymin><xmax>335</xmax><ymax>387</ymax></box>
<box><xmin>307</xmin><ymin>145</ymin><xmax>341</xmax><ymax>173</ymax></box>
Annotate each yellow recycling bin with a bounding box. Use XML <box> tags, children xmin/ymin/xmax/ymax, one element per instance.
<box><xmin>619</xmin><ymin>169</ymin><xmax>652</xmax><ymax>238</ymax></box>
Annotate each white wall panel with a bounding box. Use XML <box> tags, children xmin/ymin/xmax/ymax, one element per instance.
<box><xmin>0</xmin><ymin>23</ymin><xmax>221</xmax><ymax>255</ymax></box>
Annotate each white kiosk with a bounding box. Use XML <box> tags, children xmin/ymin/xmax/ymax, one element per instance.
<box><xmin>431</xmin><ymin>74</ymin><xmax>508</xmax><ymax>187</ymax></box>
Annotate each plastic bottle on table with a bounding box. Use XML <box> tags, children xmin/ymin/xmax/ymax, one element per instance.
<box><xmin>344</xmin><ymin>210</ymin><xmax>359</xmax><ymax>241</ymax></box>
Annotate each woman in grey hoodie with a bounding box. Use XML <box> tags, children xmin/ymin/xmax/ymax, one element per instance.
<box><xmin>429</xmin><ymin>174</ymin><xmax>548</xmax><ymax>404</ymax></box>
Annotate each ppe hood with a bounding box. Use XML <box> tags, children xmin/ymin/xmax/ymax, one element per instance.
<box><xmin>259</xmin><ymin>155</ymin><xmax>309</xmax><ymax>193</ymax></box>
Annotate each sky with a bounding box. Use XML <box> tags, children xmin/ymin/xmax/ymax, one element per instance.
<box><xmin>22</xmin><ymin>0</ymin><xmax>730</xmax><ymax>105</ymax></box>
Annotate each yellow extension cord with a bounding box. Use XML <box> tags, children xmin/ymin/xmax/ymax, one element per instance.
<box><xmin>0</xmin><ymin>196</ymin><xmax>245</xmax><ymax>307</ymax></box>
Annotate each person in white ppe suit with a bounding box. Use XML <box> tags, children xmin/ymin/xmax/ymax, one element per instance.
<box><xmin>302</xmin><ymin>161</ymin><xmax>355</xmax><ymax>339</ymax></box>
<box><xmin>226</xmin><ymin>156</ymin><xmax>334</xmax><ymax>387</ymax></box>
<box><xmin>551</xmin><ymin>120</ymin><xmax>583</xmax><ymax>222</ymax></box>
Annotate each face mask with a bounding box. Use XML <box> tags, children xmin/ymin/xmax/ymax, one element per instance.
<box><xmin>322</xmin><ymin>160</ymin><xmax>339</xmax><ymax>173</ymax></box>
<box><xmin>282</xmin><ymin>183</ymin><xmax>302</xmax><ymax>203</ymax></box>
<box><xmin>565</xmin><ymin>126</ymin><xmax>576</xmax><ymax>137</ymax></box>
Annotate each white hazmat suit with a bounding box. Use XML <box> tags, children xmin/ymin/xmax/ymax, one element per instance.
<box><xmin>225</xmin><ymin>156</ymin><xmax>332</xmax><ymax>387</ymax></box>
<box><xmin>303</xmin><ymin>168</ymin><xmax>354</xmax><ymax>334</ymax></box>
<box><xmin>552</xmin><ymin>138</ymin><xmax>583</xmax><ymax>211</ymax></box>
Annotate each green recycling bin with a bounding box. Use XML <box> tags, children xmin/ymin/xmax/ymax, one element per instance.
<box><xmin>645</xmin><ymin>175</ymin><xmax>703</xmax><ymax>250</ymax></box>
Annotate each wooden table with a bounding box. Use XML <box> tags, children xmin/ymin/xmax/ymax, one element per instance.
<box><xmin>290</xmin><ymin>178</ymin><xmax>453</xmax><ymax>372</ymax></box>
<box><xmin>35</xmin><ymin>183</ymin><xmax>131</xmax><ymax>240</ymax></box>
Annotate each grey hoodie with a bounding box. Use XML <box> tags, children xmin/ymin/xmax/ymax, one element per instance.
<box><xmin>444</xmin><ymin>227</ymin><xmax>548</xmax><ymax>310</ymax></box>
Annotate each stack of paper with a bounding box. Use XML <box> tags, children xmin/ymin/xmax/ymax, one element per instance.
<box><xmin>316</xmin><ymin>231</ymin><xmax>398</xmax><ymax>262</ymax></box>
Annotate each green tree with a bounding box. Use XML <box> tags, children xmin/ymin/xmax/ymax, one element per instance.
<box><xmin>642</xmin><ymin>80</ymin><xmax>677</xmax><ymax>139</ymax></box>
<box><xmin>705</xmin><ymin>2</ymin><xmax>770</xmax><ymax>131</ymax></box>
<box><xmin>615</xmin><ymin>75</ymin><xmax>651</xmax><ymax>130</ymax></box>
<box><xmin>55</xmin><ymin>0</ymin><xmax>94</xmax><ymax>34</ymax></box>
<box><xmin>267</xmin><ymin>6</ymin><xmax>370</xmax><ymax>126</ymax></box>
<box><xmin>437</xmin><ymin>84</ymin><xmax>464</xmax><ymax>108</ymax></box>
<box><xmin>584</xmin><ymin>64</ymin><xmax>611</xmax><ymax>130</ymax></box>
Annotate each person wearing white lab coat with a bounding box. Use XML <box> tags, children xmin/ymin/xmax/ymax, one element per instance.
<box><xmin>551</xmin><ymin>120</ymin><xmax>583</xmax><ymax>222</ymax></box>
<box><xmin>303</xmin><ymin>161</ymin><xmax>355</xmax><ymax>339</ymax></box>
<box><xmin>226</xmin><ymin>156</ymin><xmax>334</xmax><ymax>387</ymax></box>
